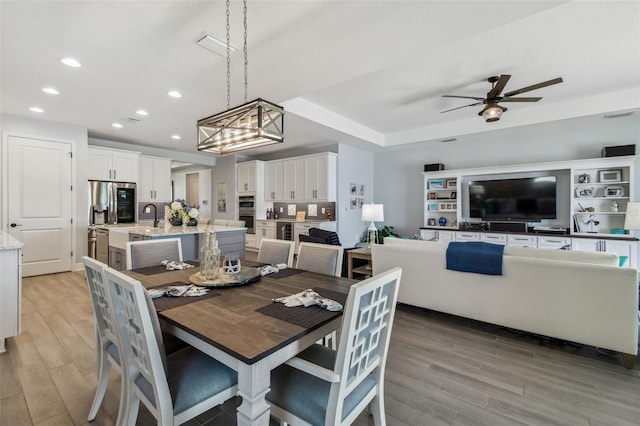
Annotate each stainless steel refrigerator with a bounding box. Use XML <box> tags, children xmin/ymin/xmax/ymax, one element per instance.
<box><xmin>88</xmin><ymin>180</ymin><xmax>137</xmax><ymax>225</ymax></box>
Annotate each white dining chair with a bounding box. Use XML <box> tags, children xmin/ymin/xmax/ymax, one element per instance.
<box><xmin>257</xmin><ymin>238</ymin><xmax>295</xmax><ymax>268</ymax></box>
<box><xmin>296</xmin><ymin>242</ymin><xmax>344</xmax><ymax>277</ymax></box>
<box><xmin>126</xmin><ymin>238</ymin><xmax>183</xmax><ymax>270</ymax></box>
<box><xmin>266</xmin><ymin>267</ymin><xmax>403</xmax><ymax>426</ymax></box>
<box><xmin>213</xmin><ymin>219</ymin><xmax>229</xmax><ymax>226</ymax></box>
<box><xmin>104</xmin><ymin>268</ymin><xmax>239</xmax><ymax>425</ymax></box>
<box><xmin>82</xmin><ymin>256</ymin><xmax>128</xmax><ymax>424</ymax></box>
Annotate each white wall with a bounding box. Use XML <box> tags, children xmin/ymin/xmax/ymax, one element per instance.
<box><xmin>337</xmin><ymin>144</ymin><xmax>374</xmax><ymax>247</ymax></box>
<box><xmin>0</xmin><ymin>113</ymin><xmax>88</xmax><ymax>266</ymax></box>
<box><xmin>374</xmin><ymin>115</ymin><xmax>640</xmax><ymax>239</ymax></box>
<box><xmin>171</xmin><ymin>167</ymin><xmax>213</xmax><ymax>221</ymax></box>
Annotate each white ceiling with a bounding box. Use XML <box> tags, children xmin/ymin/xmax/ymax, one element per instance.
<box><xmin>1</xmin><ymin>1</ymin><xmax>639</xmax><ymax>158</ymax></box>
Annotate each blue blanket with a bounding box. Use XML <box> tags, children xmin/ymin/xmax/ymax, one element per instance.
<box><xmin>446</xmin><ymin>241</ymin><xmax>504</xmax><ymax>275</ymax></box>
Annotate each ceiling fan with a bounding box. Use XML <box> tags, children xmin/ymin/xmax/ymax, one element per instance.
<box><xmin>441</xmin><ymin>74</ymin><xmax>563</xmax><ymax>122</ymax></box>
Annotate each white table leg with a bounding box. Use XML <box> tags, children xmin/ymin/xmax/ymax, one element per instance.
<box><xmin>236</xmin><ymin>360</ymin><xmax>271</xmax><ymax>426</ymax></box>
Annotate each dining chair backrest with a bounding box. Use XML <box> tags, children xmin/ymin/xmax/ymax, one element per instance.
<box><xmin>257</xmin><ymin>238</ymin><xmax>295</xmax><ymax>267</ymax></box>
<box><xmin>213</xmin><ymin>219</ymin><xmax>228</xmax><ymax>226</ymax></box>
<box><xmin>104</xmin><ymin>268</ymin><xmax>175</xmax><ymax>422</ymax></box>
<box><xmin>226</xmin><ymin>219</ymin><xmax>246</xmax><ymax>227</ymax></box>
<box><xmin>329</xmin><ymin>267</ymin><xmax>402</xmax><ymax>425</ymax></box>
<box><xmin>126</xmin><ymin>238</ymin><xmax>182</xmax><ymax>270</ymax></box>
<box><xmin>82</xmin><ymin>256</ymin><xmax>128</xmax><ymax>423</ymax></box>
<box><xmin>296</xmin><ymin>242</ymin><xmax>343</xmax><ymax>277</ymax></box>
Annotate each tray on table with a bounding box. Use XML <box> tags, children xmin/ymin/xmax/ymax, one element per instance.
<box><xmin>189</xmin><ymin>267</ymin><xmax>262</xmax><ymax>288</ymax></box>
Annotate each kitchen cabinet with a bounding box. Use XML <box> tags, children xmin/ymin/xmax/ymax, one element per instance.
<box><xmin>294</xmin><ymin>222</ymin><xmax>319</xmax><ymax>252</ymax></box>
<box><xmin>507</xmin><ymin>234</ymin><xmax>537</xmax><ymax>247</ymax></box>
<box><xmin>303</xmin><ymin>153</ymin><xmax>337</xmax><ymax>201</ymax></box>
<box><xmin>264</xmin><ymin>161</ymin><xmax>284</xmax><ymax>201</ymax></box>
<box><xmin>283</xmin><ymin>158</ymin><xmax>304</xmax><ymax>200</ymax></box>
<box><xmin>264</xmin><ymin>153</ymin><xmax>337</xmax><ymax>202</ymax></box>
<box><xmin>88</xmin><ymin>146</ymin><xmax>139</xmax><ymax>182</ymax></box>
<box><xmin>0</xmin><ymin>233</ymin><xmax>23</xmax><ymax>353</ymax></box>
<box><xmin>572</xmin><ymin>237</ymin><xmax>637</xmax><ymax>268</ymax></box>
<box><xmin>237</xmin><ymin>161</ymin><xmax>263</xmax><ymax>193</ymax></box>
<box><xmin>108</xmin><ymin>246</ymin><xmax>127</xmax><ymax>271</ymax></box>
<box><xmin>139</xmin><ymin>155</ymin><xmax>172</xmax><ymax>202</ymax></box>
<box><xmin>255</xmin><ymin>220</ymin><xmax>276</xmax><ymax>249</ymax></box>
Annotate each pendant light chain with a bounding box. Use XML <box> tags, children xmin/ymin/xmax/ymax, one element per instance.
<box><xmin>225</xmin><ymin>0</ymin><xmax>231</xmax><ymax>110</ymax></box>
<box><xmin>243</xmin><ymin>0</ymin><xmax>248</xmax><ymax>102</ymax></box>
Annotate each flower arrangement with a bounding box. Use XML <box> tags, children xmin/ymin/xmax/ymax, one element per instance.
<box><xmin>167</xmin><ymin>199</ymin><xmax>200</xmax><ymax>226</ymax></box>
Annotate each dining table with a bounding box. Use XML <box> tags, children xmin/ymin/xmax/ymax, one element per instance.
<box><xmin>124</xmin><ymin>260</ymin><xmax>355</xmax><ymax>426</ymax></box>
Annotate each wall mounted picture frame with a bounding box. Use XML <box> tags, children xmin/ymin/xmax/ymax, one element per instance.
<box><xmin>428</xmin><ymin>179</ymin><xmax>444</xmax><ymax>189</ymax></box>
<box><xmin>599</xmin><ymin>169</ymin><xmax>622</xmax><ymax>183</ymax></box>
<box><xmin>217</xmin><ymin>182</ymin><xmax>227</xmax><ymax>212</ymax></box>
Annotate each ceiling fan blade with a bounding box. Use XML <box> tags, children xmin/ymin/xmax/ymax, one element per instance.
<box><xmin>487</xmin><ymin>74</ymin><xmax>511</xmax><ymax>98</ymax></box>
<box><xmin>441</xmin><ymin>102</ymin><xmax>483</xmax><ymax>113</ymax></box>
<box><xmin>500</xmin><ymin>97</ymin><xmax>542</xmax><ymax>102</ymax></box>
<box><xmin>503</xmin><ymin>77</ymin><xmax>563</xmax><ymax>97</ymax></box>
<box><xmin>442</xmin><ymin>95</ymin><xmax>485</xmax><ymax>101</ymax></box>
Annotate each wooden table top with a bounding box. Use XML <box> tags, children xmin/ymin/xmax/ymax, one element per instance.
<box><xmin>125</xmin><ymin>262</ymin><xmax>355</xmax><ymax>364</ymax></box>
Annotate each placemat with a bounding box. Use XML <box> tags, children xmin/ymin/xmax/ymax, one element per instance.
<box><xmin>266</xmin><ymin>268</ymin><xmax>306</xmax><ymax>279</ymax></box>
<box><xmin>149</xmin><ymin>282</ymin><xmax>220</xmax><ymax>311</ymax></box>
<box><xmin>132</xmin><ymin>262</ymin><xmax>198</xmax><ymax>276</ymax></box>
<box><xmin>255</xmin><ymin>287</ymin><xmax>348</xmax><ymax>328</ymax></box>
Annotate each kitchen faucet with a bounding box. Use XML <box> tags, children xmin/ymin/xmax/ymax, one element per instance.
<box><xmin>143</xmin><ymin>203</ymin><xmax>159</xmax><ymax>227</ymax></box>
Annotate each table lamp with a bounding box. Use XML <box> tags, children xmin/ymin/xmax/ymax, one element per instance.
<box><xmin>361</xmin><ymin>203</ymin><xmax>384</xmax><ymax>250</ymax></box>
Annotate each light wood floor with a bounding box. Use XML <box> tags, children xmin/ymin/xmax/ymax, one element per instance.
<box><xmin>1</xmin><ymin>268</ymin><xmax>639</xmax><ymax>425</ymax></box>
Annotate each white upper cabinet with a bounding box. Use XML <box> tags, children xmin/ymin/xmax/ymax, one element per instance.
<box><xmin>237</xmin><ymin>161</ymin><xmax>258</xmax><ymax>193</ymax></box>
<box><xmin>303</xmin><ymin>153</ymin><xmax>337</xmax><ymax>201</ymax></box>
<box><xmin>138</xmin><ymin>156</ymin><xmax>172</xmax><ymax>202</ymax></box>
<box><xmin>264</xmin><ymin>161</ymin><xmax>284</xmax><ymax>201</ymax></box>
<box><xmin>264</xmin><ymin>153</ymin><xmax>337</xmax><ymax>202</ymax></box>
<box><xmin>283</xmin><ymin>158</ymin><xmax>305</xmax><ymax>200</ymax></box>
<box><xmin>88</xmin><ymin>147</ymin><xmax>139</xmax><ymax>182</ymax></box>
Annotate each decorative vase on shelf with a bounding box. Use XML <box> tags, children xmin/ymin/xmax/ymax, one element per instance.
<box><xmin>186</xmin><ymin>218</ymin><xmax>198</xmax><ymax>226</ymax></box>
<box><xmin>200</xmin><ymin>230</ymin><xmax>220</xmax><ymax>281</ymax></box>
<box><xmin>169</xmin><ymin>217</ymin><xmax>183</xmax><ymax>227</ymax></box>
<box><xmin>438</xmin><ymin>217</ymin><xmax>447</xmax><ymax>226</ymax></box>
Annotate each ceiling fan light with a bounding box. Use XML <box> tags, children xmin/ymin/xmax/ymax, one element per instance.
<box><xmin>482</xmin><ymin>104</ymin><xmax>504</xmax><ymax>122</ymax></box>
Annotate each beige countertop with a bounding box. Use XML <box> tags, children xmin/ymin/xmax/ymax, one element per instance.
<box><xmin>127</xmin><ymin>223</ymin><xmax>246</xmax><ymax>237</ymax></box>
<box><xmin>0</xmin><ymin>230</ymin><xmax>24</xmax><ymax>250</ymax></box>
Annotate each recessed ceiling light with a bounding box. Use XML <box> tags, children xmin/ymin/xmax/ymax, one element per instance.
<box><xmin>42</xmin><ymin>87</ymin><xmax>60</xmax><ymax>95</ymax></box>
<box><xmin>168</xmin><ymin>90</ymin><xmax>182</xmax><ymax>98</ymax></box>
<box><xmin>112</xmin><ymin>123</ymin><xmax>123</xmax><ymax>128</ymax></box>
<box><xmin>136</xmin><ymin>109</ymin><xmax>148</xmax><ymax>116</ymax></box>
<box><xmin>171</xmin><ymin>135</ymin><xmax>181</xmax><ymax>140</ymax></box>
<box><xmin>29</xmin><ymin>107</ymin><xmax>44</xmax><ymax>113</ymax></box>
<box><xmin>60</xmin><ymin>57</ymin><xmax>82</xmax><ymax>68</ymax></box>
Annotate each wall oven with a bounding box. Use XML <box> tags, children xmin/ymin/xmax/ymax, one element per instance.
<box><xmin>238</xmin><ymin>195</ymin><xmax>255</xmax><ymax>234</ymax></box>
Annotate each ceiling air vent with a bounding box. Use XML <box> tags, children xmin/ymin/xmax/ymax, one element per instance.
<box><xmin>120</xmin><ymin>117</ymin><xmax>141</xmax><ymax>124</ymax></box>
<box><xmin>196</xmin><ymin>33</ymin><xmax>237</xmax><ymax>57</ymax></box>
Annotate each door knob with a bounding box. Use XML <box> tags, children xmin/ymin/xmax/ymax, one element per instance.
<box><xmin>10</xmin><ymin>223</ymin><xmax>22</xmax><ymax>227</ymax></box>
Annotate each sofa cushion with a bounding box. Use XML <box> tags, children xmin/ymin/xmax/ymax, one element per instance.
<box><xmin>504</xmin><ymin>246</ymin><xmax>618</xmax><ymax>266</ymax></box>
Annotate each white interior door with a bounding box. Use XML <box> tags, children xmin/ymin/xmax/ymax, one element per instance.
<box><xmin>6</xmin><ymin>136</ymin><xmax>73</xmax><ymax>276</ymax></box>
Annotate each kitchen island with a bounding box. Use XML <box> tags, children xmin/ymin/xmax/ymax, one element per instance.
<box><xmin>0</xmin><ymin>230</ymin><xmax>23</xmax><ymax>352</ymax></box>
<box><xmin>107</xmin><ymin>223</ymin><xmax>246</xmax><ymax>270</ymax></box>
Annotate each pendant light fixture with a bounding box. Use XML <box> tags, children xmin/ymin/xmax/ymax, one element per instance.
<box><xmin>197</xmin><ymin>0</ymin><xmax>284</xmax><ymax>155</ymax></box>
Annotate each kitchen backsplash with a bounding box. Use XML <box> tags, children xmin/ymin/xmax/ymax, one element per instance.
<box><xmin>138</xmin><ymin>202</ymin><xmax>166</xmax><ymax>222</ymax></box>
<box><xmin>271</xmin><ymin>201</ymin><xmax>336</xmax><ymax>221</ymax></box>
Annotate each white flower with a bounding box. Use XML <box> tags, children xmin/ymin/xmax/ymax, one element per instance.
<box><xmin>189</xmin><ymin>208</ymin><xmax>200</xmax><ymax>219</ymax></box>
<box><xmin>170</xmin><ymin>201</ymin><xmax>182</xmax><ymax>211</ymax></box>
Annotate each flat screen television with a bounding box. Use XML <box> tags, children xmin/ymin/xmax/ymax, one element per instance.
<box><xmin>468</xmin><ymin>176</ymin><xmax>557</xmax><ymax>221</ymax></box>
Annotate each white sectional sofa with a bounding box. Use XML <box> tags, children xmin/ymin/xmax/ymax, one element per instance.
<box><xmin>372</xmin><ymin>238</ymin><xmax>638</xmax><ymax>368</ymax></box>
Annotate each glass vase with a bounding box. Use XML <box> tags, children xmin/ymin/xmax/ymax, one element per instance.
<box><xmin>200</xmin><ymin>229</ymin><xmax>220</xmax><ymax>281</ymax></box>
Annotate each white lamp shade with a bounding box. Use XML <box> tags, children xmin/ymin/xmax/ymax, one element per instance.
<box><xmin>361</xmin><ymin>204</ymin><xmax>384</xmax><ymax>222</ymax></box>
<box><xmin>624</xmin><ymin>202</ymin><xmax>640</xmax><ymax>230</ymax></box>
